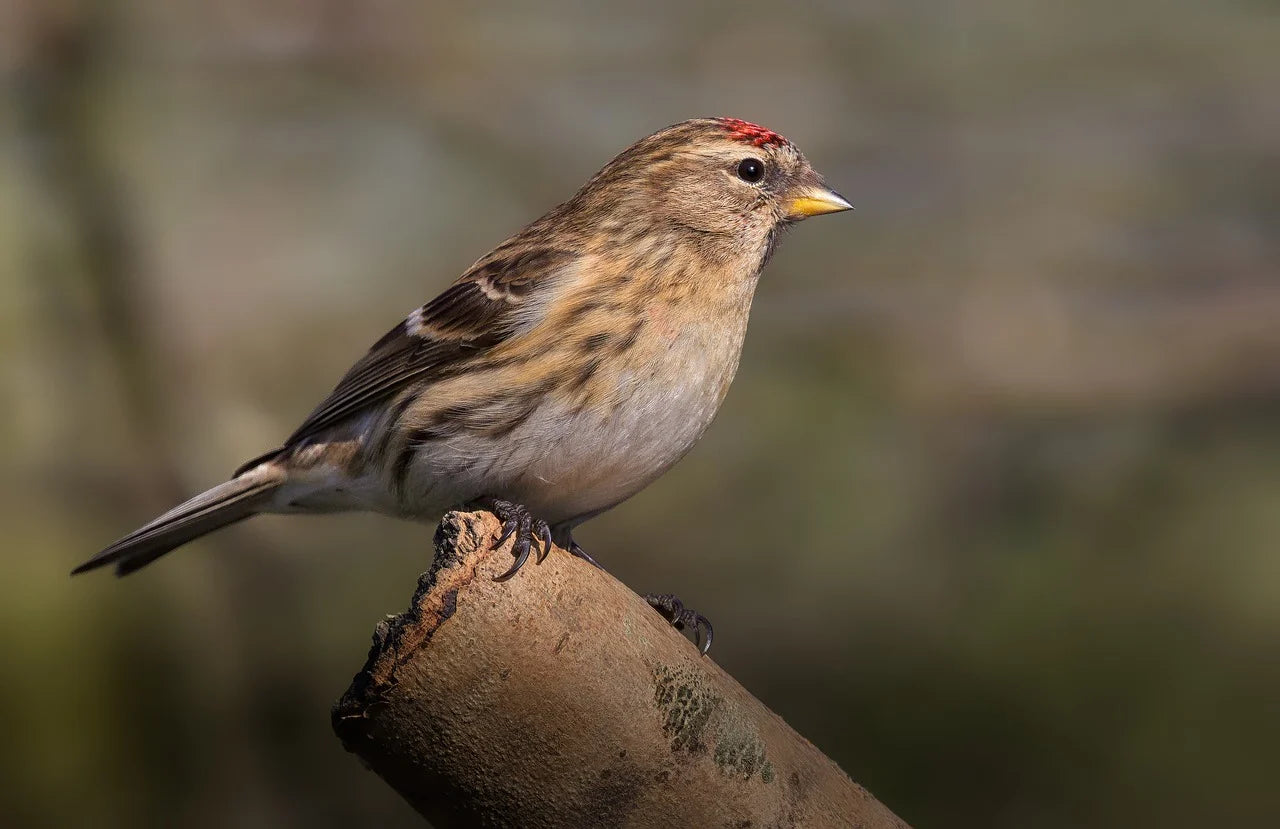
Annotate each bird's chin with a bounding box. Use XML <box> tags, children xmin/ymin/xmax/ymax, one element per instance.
<box><xmin>759</xmin><ymin>224</ymin><xmax>790</xmax><ymax>268</ymax></box>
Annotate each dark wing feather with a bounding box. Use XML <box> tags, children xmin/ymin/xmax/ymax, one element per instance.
<box><xmin>276</xmin><ymin>246</ymin><xmax>575</xmax><ymax>453</ymax></box>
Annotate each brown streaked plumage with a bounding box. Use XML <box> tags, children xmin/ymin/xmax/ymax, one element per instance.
<box><xmin>74</xmin><ymin>117</ymin><xmax>852</xmax><ymax>647</ymax></box>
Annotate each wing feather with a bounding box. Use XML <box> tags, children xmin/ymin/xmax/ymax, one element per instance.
<box><xmin>281</xmin><ymin>246</ymin><xmax>576</xmax><ymax>447</ymax></box>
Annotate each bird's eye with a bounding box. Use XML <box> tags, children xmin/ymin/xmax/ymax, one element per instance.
<box><xmin>736</xmin><ymin>157</ymin><xmax>765</xmax><ymax>183</ymax></box>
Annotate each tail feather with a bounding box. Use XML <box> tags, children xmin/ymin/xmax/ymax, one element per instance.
<box><xmin>73</xmin><ymin>465</ymin><xmax>286</xmax><ymax>577</ymax></box>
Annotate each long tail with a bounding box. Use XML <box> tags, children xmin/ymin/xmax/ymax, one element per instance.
<box><xmin>72</xmin><ymin>464</ymin><xmax>286</xmax><ymax>576</ymax></box>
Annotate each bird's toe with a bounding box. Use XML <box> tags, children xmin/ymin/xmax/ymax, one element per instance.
<box><xmin>644</xmin><ymin>592</ymin><xmax>714</xmax><ymax>655</ymax></box>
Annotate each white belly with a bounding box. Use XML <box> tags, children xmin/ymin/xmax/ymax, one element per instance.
<box><xmin>507</xmin><ymin>360</ymin><xmax>729</xmax><ymax>522</ymax></box>
<box><xmin>394</xmin><ymin>313</ymin><xmax>747</xmax><ymax>527</ymax></box>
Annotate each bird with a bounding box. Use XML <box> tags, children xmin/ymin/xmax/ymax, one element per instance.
<box><xmin>73</xmin><ymin>117</ymin><xmax>852</xmax><ymax>652</ymax></box>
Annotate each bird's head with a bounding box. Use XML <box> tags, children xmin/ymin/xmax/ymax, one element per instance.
<box><xmin>566</xmin><ymin>117</ymin><xmax>851</xmax><ymax>268</ymax></box>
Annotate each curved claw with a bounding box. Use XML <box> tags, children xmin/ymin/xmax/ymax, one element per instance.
<box><xmin>643</xmin><ymin>592</ymin><xmax>714</xmax><ymax>656</ymax></box>
<box><xmin>475</xmin><ymin>496</ymin><xmax>554</xmax><ymax>581</ymax></box>
<box><xmin>493</xmin><ymin>532</ymin><xmax>531</xmax><ymax>582</ymax></box>
<box><xmin>493</xmin><ymin>518</ymin><xmax>518</xmax><ymax>550</ymax></box>
<box><xmin>569</xmin><ymin>541</ymin><xmax>604</xmax><ymax>570</ymax></box>
<box><xmin>692</xmin><ymin>615</ymin><xmax>714</xmax><ymax>656</ymax></box>
<box><xmin>535</xmin><ymin>522</ymin><xmax>554</xmax><ymax>564</ymax></box>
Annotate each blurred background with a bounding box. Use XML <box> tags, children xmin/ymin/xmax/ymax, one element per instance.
<box><xmin>3</xmin><ymin>1</ymin><xmax>1278</xmax><ymax>826</ymax></box>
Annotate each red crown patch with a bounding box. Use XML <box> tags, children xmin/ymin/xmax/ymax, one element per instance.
<box><xmin>718</xmin><ymin>117</ymin><xmax>788</xmax><ymax>148</ymax></box>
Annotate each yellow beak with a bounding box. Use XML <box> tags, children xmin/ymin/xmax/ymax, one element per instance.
<box><xmin>787</xmin><ymin>187</ymin><xmax>853</xmax><ymax>220</ymax></box>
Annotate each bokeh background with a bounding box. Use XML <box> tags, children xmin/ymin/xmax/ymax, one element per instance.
<box><xmin>3</xmin><ymin>1</ymin><xmax>1278</xmax><ymax>826</ymax></box>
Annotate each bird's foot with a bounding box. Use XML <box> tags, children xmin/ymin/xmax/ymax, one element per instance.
<box><xmin>474</xmin><ymin>497</ymin><xmax>553</xmax><ymax>581</ymax></box>
<box><xmin>644</xmin><ymin>593</ymin><xmax>714</xmax><ymax>656</ymax></box>
<box><xmin>569</xmin><ymin>540</ymin><xmax>604</xmax><ymax>570</ymax></box>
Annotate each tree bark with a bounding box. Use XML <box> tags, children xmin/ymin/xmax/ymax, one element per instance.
<box><xmin>333</xmin><ymin>510</ymin><xmax>909</xmax><ymax>828</ymax></box>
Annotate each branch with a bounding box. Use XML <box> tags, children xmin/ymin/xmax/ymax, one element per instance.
<box><xmin>333</xmin><ymin>511</ymin><xmax>908</xmax><ymax>827</ymax></box>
